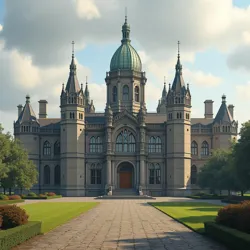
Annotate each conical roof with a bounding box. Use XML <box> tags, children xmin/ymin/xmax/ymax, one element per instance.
<box><xmin>17</xmin><ymin>95</ymin><xmax>38</xmax><ymax>123</ymax></box>
<box><xmin>214</xmin><ymin>95</ymin><xmax>233</xmax><ymax>124</ymax></box>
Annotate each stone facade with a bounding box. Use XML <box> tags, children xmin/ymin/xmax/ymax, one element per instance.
<box><xmin>13</xmin><ymin>18</ymin><xmax>238</xmax><ymax>197</ymax></box>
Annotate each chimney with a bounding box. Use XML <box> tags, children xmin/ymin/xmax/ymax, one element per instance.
<box><xmin>204</xmin><ymin>100</ymin><xmax>214</xmax><ymax>119</ymax></box>
<box><xmin>228</xmin><ymin>104</ymin><xmax>234</xmax><ymax>119</ymax></box>
<box><xmin>17</xmin><ymin>104</ymin><xmax>23</xmax><ymax>117</ymax></box>
<box><xmin>38</xmin><ymin>100</ymin><xmax>48</xmax><ymax>118</ymax></box>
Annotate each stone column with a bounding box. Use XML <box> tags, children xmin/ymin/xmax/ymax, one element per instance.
<box><xmin>140</xmin><ymin>159</ymin><xmax>145</xmax><ymax>186</ymax></box>
<box><xmin>106</xmin><ymin>158</ymin><xmax>111</xmax><ymax>186</ymax></box>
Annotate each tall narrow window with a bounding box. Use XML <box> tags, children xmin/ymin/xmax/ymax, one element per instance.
<box><xmin>90</xmin><ymin>137</ymin><xmax>95</xmax><ymax>152</ymax></box>
<box><xmin>96</xmin><ymin>137</ymin><xmax>103</xmax><ymax>153</ymax></box>
<box><xmin>115</xmin><ymin>129</ymin><xmax>136</xmax><ymax>153</ymax></box>
<box><xmin>54</xmin><ymin>141</ymin><xmax>60</xmax><ymax>155</ymax></box>
<box><xmin>149</xmin><ymin>163</ymin><xmax>155</xmax><ymax>184</ymax></box>
<box><xmin>43</xmin><ymin>141</ymin><xmax>51</xmax><ymax>156</ymax></box>
<box><xmin>44</xmin><ymin>165</ymin><xmax>50</xmax><ymax>185</ymax></box>
<box><xmin>54</xmin><ymin>165</ymin><xmax>61</xmax><ymax>185</ymax></box>
<box><xmin>90</xmin><ymin>164</ymin><xmax>102</xmax><ymax>184</ymax></box>
<box><xmin>112</xmin><ymin>86</ymin><xmax>117</xmax><ymax>102</ymax></box>
<box><xmin>191</xmin><ymin>141</ymin><xmax>198</xmax><ymax>155</ymax></box>
<box><xmin>134</xmin><ymin>86</ymin><xmax>139</xmax><ymax>102</ymax></box>
<box><xmin>148</xmin><ymin>136</ymin><xmax>162</xmax><ymax>153</ymax></box>
<box><xmin>155</xmin><ymin>163</ymin><xmax>161</xmax><ymax>184</ymax></box>
<box><xmin>191</xmin><ymin>165</ymin><xmax>197</xmax><ymax>184</ymax></box>
<box><xmin>201</xmin><ymin>141</ymin><xmax>209</xmax><ymax>156</ymax></box>
<box><xmin>155</xmin><ymin>137</ymin><xmax>162</xmax><ymax>153</ymax></box>
<box><xmin>91</xmin><ymin>168</ymin><xmax>96</xmax><ymax>184</ymax></box>
<box><xmin>123</xmin><ymin>85</ymin><xmax>129</xmax><ymax>101</ymax></box>
<box><xmin>149</xmin><ymin>163</ymin><xmax>161</xmax><ymax>184</ymax></box>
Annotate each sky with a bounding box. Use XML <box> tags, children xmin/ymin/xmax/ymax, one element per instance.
<box><xmin>0</xmin><ymin>0</ymin><xmax>250</xmax><ymax>134</ymax></box>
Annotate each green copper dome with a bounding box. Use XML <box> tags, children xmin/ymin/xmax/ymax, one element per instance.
<box><xmin>110</xmin><ymin>17</ymin><xmax>142</xmax><ymax>72</ymax></box>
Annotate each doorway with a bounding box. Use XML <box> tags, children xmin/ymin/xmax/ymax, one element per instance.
<box><xmin>118</xmin><ymin>162</ymin><xmax>134</xmax><ymax>189</ymax></box>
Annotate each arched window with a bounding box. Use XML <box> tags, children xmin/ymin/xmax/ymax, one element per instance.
<box><xmin>148</xmin><ymin>136</ymin><xmax>156</xmax><ymax>153</ymax></box>
<box><xmin>112</xmin><ymin>86</ymin><xmax>117</xmax><ymax>102</ymax></box>
<box><xmin>191</xmin><ymin>141</ymin><xmax>198</xmax><ymax>155</ymax></box>
<box><xmin>89</xmin><ymin>136</ymin><xmax>103</xmax><ymax>153</ymax></box>
<box><xmin>134</xmin><ymin>86</ymin><xmax>139</xmax><ymax>102</ymax></box>
<box><xmin>191</xmin><ymin>165</ymin><xmax>197</xmax><ymax>184</ymax></box>
<box><xmin>177</xmin><ymin>113</ymin><xmax>179</xmax><ymax>119</ymax></box>
<box><xmin>201</xmin><ymin>141</ymin><xmax>209</xmax><ymax>156</ymax></box>
<box><xmin>115</xmin><ymin>129</ymin><xmax>136</xmax><ymax>152</ymax></box>
<box><xmin>54</xmin><ymin>141</ymin><xmax>60</xmax><ymax>155</ymax></box>
<box><xmin>148</xmin><ymin>136</ymin><xmax>162</xmax><ymax>153</ymax></box>
<box><xmin>43</xmin><ymin>141</ymin><xmax>51</xmax><ymax>156</ymax></box>
<box><xmin>96</xmin><ymin>137</ymin><xmax>103</xmax><ymax>152</ymax></box>
<box><xmin>90</xmin><ymin>163</ymin><xmax>102</xmax><ymax>184</ymax></box>
<box><xmin>44</xmin><ymin>165</ymin><xmax>50</xmax><ymax>185</ymax></box>
<box><xmin>149</xmin><ymin>163</ymin><xmax>161</xmax><ymax>184</ymax></box>
<box><xmin>54</xmin><ymin>165</ymin><xmax>60</xmax><ymax>185</ymax></box>
<box><xmin>123</xmin><ymin>85</ymin><xmax>129</xmax><ymax>101</ymax></box>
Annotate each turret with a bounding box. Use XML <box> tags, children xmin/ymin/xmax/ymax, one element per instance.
<box><xmin>166</xmin><ymin>41</ymin><xmax>192</xmax><ymax>196</ymax></box>
<box><xmin>157</xmin><ymin>77</ymin><xmax>168</xmax><ymax>113</ymax></box>
<box><xmin>60</xmin><ymin>41</ymin><xmax>86</xmax><ymax>196</ymax></box>
<box><xmin>213</xmin><ymin>95</ymin><xmax>238</xmax><ymax>149</ymax></box>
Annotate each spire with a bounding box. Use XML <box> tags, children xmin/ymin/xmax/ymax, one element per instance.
<box><xmin>65</xmin><ymin>41</ymin><xmax>80</xmax><ymax>93</ymax></box>
<box><xmin>85</xmin><ymin>76</ymin><xmax>90</xmax><ymax>105</ymax></box>
<box><xmin>162</xmin><ymin>76</ymin><xmax>167</xmax><ymax>98</ymax></box>
<box><xmin>171</xmin><ymin>41</ymin><xmax>185</xmax><ymax>93</ymax></box>
<box><xmin>121</xmin><ymin>9</ymin><xmax>131</xmax><ymax>44</ymax></box>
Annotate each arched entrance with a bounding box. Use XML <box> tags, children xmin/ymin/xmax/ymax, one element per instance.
<box><xmin>117</xmin><ymin>162</ymin><xmax>134</xmax><ymax>189</ymax></box>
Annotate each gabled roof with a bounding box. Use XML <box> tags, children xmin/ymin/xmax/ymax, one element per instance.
<box><xmin>214</xmin><ymin>95</ymin><xmax>233</xmax><ymax>124</ymax></box>
<box><xmin>17</xmin><ymin>95</ymin><xmax>38</xmax><ymax>124</ymax></box>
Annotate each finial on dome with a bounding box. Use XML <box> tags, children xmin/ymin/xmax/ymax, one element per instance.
<box><xmin>177</xmin><ymin>41</ymin><xmax>180</xmax><ymax>59</ymax></box>
<box><xmin>125</xmin><ymin>7</ymin><xmax>127</xmax><ymax>23</ymax></box>
<box><xmin>222</xmin><ymin>94</ymin><xmax>226</xmax><ymax>102</ymax></box>
<box><xmin>26</xmin><ymin>94</ymin><xmax>30</xmax><ymax>104</ymax></box>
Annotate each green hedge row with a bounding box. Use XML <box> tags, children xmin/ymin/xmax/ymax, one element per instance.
<box><xmin>204</xmin><ymin>221</ymin><xmax>250</xmax><ymax>250</ymax></box>
<box><xmin>0</xmin><ymin>221</ymin><xmax>42</xmax><ymax>250</ymax></box>
<box><xmin>0</xmin><ymin>200</ymin><xmax>25</xmax><ymax>205</ymax></box>
<box><xmin>187</xmin><ymin>195</ymin><xmax>226</xmax><ymax>200</ymax></box>
<box><xmin>23</xmin><ymin>195</ymin><xmax>62</xmax><ymax>200</ymax></box>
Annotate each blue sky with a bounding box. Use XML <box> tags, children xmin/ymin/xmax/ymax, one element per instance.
<box><xmin>0</xmin><ymin>0</ymin><xmax>250</xmax><ymax>133</ymax></box>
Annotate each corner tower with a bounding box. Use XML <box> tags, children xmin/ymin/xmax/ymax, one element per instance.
<box><xmin>60</xmin><ymin>42</ymin><xmax>85</xmax><ymax>196</ymax></box>
<box><xmin>166</xmin><ymin>42</ymin><xmax>192</xmax><ymax>196</ymax></box>
<box><xmin>105</xmin><ymin>16</ymin><xmax>147</xmax><ymax>114</ymax></box>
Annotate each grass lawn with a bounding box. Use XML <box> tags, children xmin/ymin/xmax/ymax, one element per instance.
<box><xmin>150</xmin><ymin>202</ymin><xmax>222</xmax><ymax>234</ymax></box>
<box><xmin>0</xmin><ymin>200</ymin><xmax>24</xmax><ymax>205</ymax></box>
<box><xmin>22</xmin><ymin>202</ymin><xmax>98</xmax><ymax>233</ymax></box>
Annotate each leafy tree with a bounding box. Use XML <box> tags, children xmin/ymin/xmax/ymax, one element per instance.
<box><xmin>197</xmin><ymin>148</ymin><xmax>237</xmax><ymax>194</ymax></box>
<box><xmin>232</xmin><ymin>121</ymin><xmax>250</xmax><ymax>195</ymax></box>
<box><xmin>0</xmin><ymin>125</ymin><xmax>38</xmax><ymax>194</ymax></box>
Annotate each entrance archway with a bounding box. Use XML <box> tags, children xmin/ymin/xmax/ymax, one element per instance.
<box><xmin>117</xmin><ymin>162</ymin><xmax>134</xmax><ymax>189</ymax></box>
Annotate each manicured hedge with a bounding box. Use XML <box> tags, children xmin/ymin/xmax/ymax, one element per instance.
<box><xmin>0</xmin><ymin>200</ymin><xmax>24</xmax><ymax>205</ymax></box>
<box><xmin>221</xmin><ymin>196</ymin><xmax>250</xmax><ymax>204</ymax></box>
<box><xmin>23</xmin><ymin>195</ymin><xmax>62</xmax><ymax>200</ymax></box>
<box><xmin>187</xmin><ymin>195</ymin><xmax>226</xmax><ymax>200</ymax></box>
<box><xmin>0</xmin><ymin>221</ymin><xmax>42</xmax><ymax>250</ymax></box>
<box><xmin>204</xmin><ymin>221</ymin><xmax>250</xmax><ymax>250</ymax></box>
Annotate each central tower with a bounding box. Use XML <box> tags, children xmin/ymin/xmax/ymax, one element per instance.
<box><xmin>105</xmin><ymin>16</ymin><xmax>147</xmax><ymax>114</ymax></box>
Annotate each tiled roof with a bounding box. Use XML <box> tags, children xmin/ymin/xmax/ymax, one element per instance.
<box><xmin>214</xmin><ymin>97</ymin><xmax>233</xmax><ymax>124</ymax></box>
<box><xmin>17</xmin><ymin>102</ymin><xmax>37</xmax><ymax>124</ymax></box>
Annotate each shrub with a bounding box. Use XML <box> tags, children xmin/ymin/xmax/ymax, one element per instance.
<box><xmin>0</xmin><ymin>215</ymin><xmax>2</xmax><ymax>228</ymax></box>
<box><xmin>47</xmin><ymin>192</ymin><xmax>56</xmax><ymax>196</ymax></box>
<box><xmin>44</xmin><ymin>192</ymin><xmax>48</xmax><ymax>195</ymax></box>
<box><xmin>0</xmin><ymin>194</ymin><xmax>9</xmax><ymax>200</ymax></box>
<box><xmin>8</xmin><ymin>195</ymin><xmax>21</xmax><ymax>200</ymax></box>
<box><xmin>39</xmin><ymin>194</ymin><xmax>46</xmax><ymax>198</ymax></box>
<box><xmin>27</xmin><ymin>192</ymin><xmax>37</xmax><ymax>197</ymax></box>
<box><xmin>0</xmin><ymin>205</ymin><xmax>29</xmax><ymax>229</ymax></box>
<box><xmin>216</xmin><ymin>201</ymin><xmax>250</xmax><ymax>234</ymax></box>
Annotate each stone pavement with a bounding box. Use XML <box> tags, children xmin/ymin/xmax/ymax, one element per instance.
<box><xmin>13</xmin><ymin>198</ymin><xmax>227</xmax><ymax>250</ymax></box>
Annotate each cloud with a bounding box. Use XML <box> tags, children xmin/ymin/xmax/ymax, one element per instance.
<box><xmin>235</xmin><ymin>81</ymin><xmax>250</xmax><ymax>99</ymax></box>
<box><xmin>76</xmin><ymin>0</ymin><xmax>101</xmax><ymax>20</ymax></box>
<box><xmin>1</xmin><ymin>0</ymin><xmax>250</xmax><ymax>68</ymax></box>
<box><xmin>227</xmin><ymin>44</ymin><xmax>250</xmax><ymax>71</ymax></box>
<box><xmin>0</xmin><ymin>24</ymin><xmax>2</xmax><ymax>32</ymax></box>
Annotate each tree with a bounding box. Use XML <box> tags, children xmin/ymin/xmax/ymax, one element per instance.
<box><xmin>232</xmin><ymin>121</ymin><xmax>250</xmax><ymax>195</ymax></box>
<box><xmin>0</xmin><ymin>125</ymin><xmax>38</xmax><ymax>194</ymax></box>
<box><xmin>197</xmin><ymin>148</ymin><xmax>237</xmax><ymax>194</ymax></box>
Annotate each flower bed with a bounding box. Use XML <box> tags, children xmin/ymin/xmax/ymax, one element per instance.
<box><xmin>0</xmin><ymin>221</ymin><xmax>41</xmax><ymax>250</ymax></box>
<box><xmin>22</xmin><ymin>195</ymin><xmax>62</xmax><ymax>200</ymax></box>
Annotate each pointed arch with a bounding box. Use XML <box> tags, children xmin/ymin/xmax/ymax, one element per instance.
<box><xmin>54</xmin><ymin>165</ymin><xmax>60</xmax><ymax>185</ymax></box>
<box><xmin>44</xmin><ymin>165</ymin><xmax>50</xmax><ymax>185</ymax></box>
<box><xmin>112</xmin><ymin>86</ymin><xmax>117</xmax><ymax>102</ymax></box>
<box><xmin>134</xmin><ymin>86</ymin><xmax>139</xmax><ymax>102</ymax></box>
<box><xmin>191</xmin><ymin>141</ymin><xmax>198</xmax><ymax>155</ymax></box>
<box><xmin>123</xmin><ymin>85</ymin><xmax>129</xmax><ymax>101</ymax></box>
<box><xmin>115</xmin><ymin>129</ymin><xmax>135</xmax><ymax>152</ymax></box>
<box><xmin>201</xmin><ymin>141</ymin><xmax>209</xmax><ymax>156</ymax></box>
<box><xmin>191</xmin><ymin>165</ymin><xmax>197</xmax><ymax>184</ymax></box>
<box><xmin>43</xmin><ymin>141</ymin><xmax>51</xmax><ymax>156</ymax></box>
<box><xmin>148</xmin><ymin>136</ymin><xmax>162</xmax><ymax>153</ymax></box>
<box><xmin>54</xmin><ymin>141</ymin><xmax>60</xmax><ymax>155</ymax></box>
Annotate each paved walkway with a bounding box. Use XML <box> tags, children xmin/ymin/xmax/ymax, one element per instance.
<box><xmin>14</xmin><ymin>198</ymin><xmax>227</xmax><ymax>250</ymax></box>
